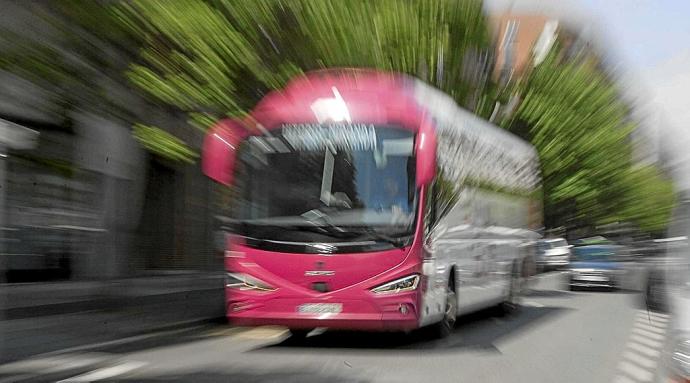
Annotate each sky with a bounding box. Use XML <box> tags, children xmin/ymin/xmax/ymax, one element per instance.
<box><xmin>577</xmin><ymin>0</ymin><xmax>690</xmax><ymax>70</ymax></box>
<box><xmin>485</xmin><ymin>0</ymin><xmax>690</xmax><ymax>187</ymax></box>
<box><xmin>574</xmin><ymin>0</ymin><xmax>690</xmax><ymax>188</ymax></box>
<box><xmin>484</xmin><ymin>0</ymin><xmax>690</xmax><ymax>71</ymax></box>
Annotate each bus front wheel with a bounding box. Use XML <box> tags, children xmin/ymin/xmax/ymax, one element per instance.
<box><xmin>431</xmin><ymin>281</ymin><xmax>457</xmax><ymax>339</ymax></box>
<box><xmin>499</xmin><ymin>262</ymin><xmax>522</xmax><ymax>316</ymax></box>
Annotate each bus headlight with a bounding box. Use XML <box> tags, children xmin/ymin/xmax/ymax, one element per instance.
<box><xmin>225</xmin><ymin>272</ymin><xmax>276</xmax><ymax>292</ymax></box>
<box><xmin>371</xmin><ymin>275</ymin><xmax>420</xmax><ymax>294</ymax></box>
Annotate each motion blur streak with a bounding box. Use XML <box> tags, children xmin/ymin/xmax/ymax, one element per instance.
<box><xmin>0</xmin><ymin>1</ymin><xmax>687</xmax><ymax>382</ymax></box>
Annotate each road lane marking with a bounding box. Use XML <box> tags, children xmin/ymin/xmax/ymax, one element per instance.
<box><xmin>630</xmin><ymin>334</ymin><xmax>663</xmax><ymax>349</ymax></box>
<box><xmin>234</xmin><ymin>326</ymin><xmax>289</xmax><ymax>340</ymax></box>
<box><xmin>626</xmin><ymin>341</ymin><xmax>661</xmax><ymax>358</ymax></box>
<box><xmin>522</xmin><ymin>301</ymin><xmax>544</xmax><ymax>307</ymax></box>
<box><xmin>57</xmin><ymin>361</ymin><xmax>146</xmax><ymax>382</ymax></box>
<box><xmin>617</xmin><ymin>360</ymin><xmax>654</xmax><ymax>382</ymax></box>
<box><xmin>622</xmin><ymin>350</ymin><xmax>657</xmax><ymax>369</ymax></box>
<box><xmin>633</xmin><ymin>320</ymin><xmax>667</xmax><ymax>333</ymax></box>
<box><xmin>612</xmin><ymin>375</ymin><xmax>635</xmax><ymax>383</ymax></box>
<box><xmin>205</xmin><ymin>326</ymin><xmax>250</xmax><ymax>337</ymax></box>
<box><xmin>0</xmin><ymin>354</ymin><xmax>109</xmax><ymax>374</ymax></box>
<box><xmin>648</xmin><ymin>311</ymin><xmax>669</xmax><ymax>319</ymax></box>
<box><xmin>635</xmin><ymin>315</ymin><xmax>666</xmax><ymax>326</ymax></box>
<box><xmin>632</xmin><ymin>327</ymin><xmax>666</xmax><ymax>341</ymax></box>
<box><xmin>613</xmin><ymin>309</ymin><xmax>668</xmax><ymax>383</ymax></box>
<box><xmin>636</xmin><ymin>311</ymin><xmax>669</xmax><ymax>322</ymax></box>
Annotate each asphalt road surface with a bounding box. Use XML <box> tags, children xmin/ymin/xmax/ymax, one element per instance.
<box><xmin>0</xmin><ymin>272</ymin><xmax>669</xmax><ymax>383</ymax></box>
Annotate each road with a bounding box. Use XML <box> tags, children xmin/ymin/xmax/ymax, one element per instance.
<box><xmin>0</xmin><ymin>272</ymin><xmax>670</xmax><ymax>383</ymax></box>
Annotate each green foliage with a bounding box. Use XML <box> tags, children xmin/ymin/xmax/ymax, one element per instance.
<box><xmin>115</xmin><ymin>0</ymin><xmax>289</xmax><ymax>116</ymax></box>
<box><xmin>107</xmin><ymin>0</ymin><xmax>491</xmax><ymax>163</ymax></box>
<box><xmin>187</xmin><ymin>112</ymin><xmax>219</xmax><ymax>132</ymax></box>
<box><xmin>97</xmin><ymin>1</ymin><xmax>685</xmax><ymax>234</ymax></box>
<box><xmin>132</xmin><ymin>124</ymin><xmax>198</xmax><ymax>163</ymax></box>
<box><xmin>615</xmin><ymin>166</ymin><xmax>675</xmax><ymax>233</ymax></box>
<box><xmin>113</xmin><ymin>0</ymin><xmax>489</xmax><ymax>118</ymax></box>
<box><xmin>505</xmin><ymin>46</ymin><xmax>674</xmax><ymax>233</ymax></box>
<box><xmin>0</xmin><ymin>1</ymin><xmax>675</xmax><ymax>233</ymax></box>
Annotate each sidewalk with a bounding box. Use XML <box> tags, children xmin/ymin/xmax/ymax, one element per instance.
<box><xmin>0</xmin><ymin>272</ymin><xmax>226</xmax><ymax>363</ymax></box>
<box><xmin>2</xmin><ymin>272</ymin><xmax>225</xmax><ymax>319</ymax></box>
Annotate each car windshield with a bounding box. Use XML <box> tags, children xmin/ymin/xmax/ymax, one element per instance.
<box><xmin>230</xmin><ymin>124</ymin><xmax>417</xmax><ymax>242</ymax></box>
<box><xmin>548</xmin><ymin>239</ymin><xmax>567</xmax><ymax>248</ymax></box>
<box><xmin>573</xmin><ymin>236</ymin><xmax>612</xmax><ymax>247</ymax></box>
<box><xmin>572</xmin><ymin>246</ymin><xmax>617</xmax><ymax>262</ymax></box>
<box><xmin>538</xmin><ymin>239</ymin><xmax>567</xmax><ymax>251</ymax></box>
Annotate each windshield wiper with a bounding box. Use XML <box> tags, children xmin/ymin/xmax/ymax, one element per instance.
<box><xmin>300</xmin><ymin>210</ymin><xmax>412</xmax><ymax>247</ymax></box>
<box><xmin>237</xmin><ymin>221</ymin><xmax>355</xmax><ymax>239</ymax></box>
<box><xmin>355</xmin><ymin>227</ymin><xmax>411</xmax><ymax>248</ymax></box>
<box><xmin>298</xmin><ymin>209</ymin><xmax>356</xmax><ymax>238</ymax></box>
<box><xmin>231</xmin><ymin>212</ymin><xmax>353</xmax><ymax>239</ymax></box>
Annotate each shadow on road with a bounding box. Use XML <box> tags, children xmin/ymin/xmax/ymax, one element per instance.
<box><xmin>256</xmin><ymin>305</ymin><xmax>569</xmax><ymax>353</ymax></box>
<box><xmin>569</xmin><ymin>286</ymin><xmax>640</xmax><ymax>294</ymax></box>
<box><xmin>523</xmin><ymin>289</ymin><xmax>575</xmax><ymax>298</ymax></box>
<box><xmin>7</xmin><ymin>369</ymin><xmax>367</xmax><ymax>383</ymax></box>
<box><xmin>110</xmin><ymin>372</ymin><xmax>366</xmax><ymax>383</ymax></box>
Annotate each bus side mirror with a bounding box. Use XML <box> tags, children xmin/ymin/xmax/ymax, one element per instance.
<box><xmin>416</xmin><ymin>120</ymin><xmax>437</xmax><ymax>187</ymax></box>
<box><xmin>202</xmin><ymin>119</ymin><xmax>246</xmax><ymax>186</ymax></box>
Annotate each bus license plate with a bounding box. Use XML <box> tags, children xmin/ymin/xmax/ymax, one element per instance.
<box><xmin>297</xmin><ymin>303</ymin><xmax>342</xmax><ymax>314</ymax></box>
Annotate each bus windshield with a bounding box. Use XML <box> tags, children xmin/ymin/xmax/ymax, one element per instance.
<box><xmin>230</xmin><ymin>125</ymin><xmax>417</xmax><ymax>243</ymax></box>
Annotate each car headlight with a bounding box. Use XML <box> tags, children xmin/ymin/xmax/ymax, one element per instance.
<box><xmin>669</xmin><ymin>336</ymin><xmax>690</xmax><ymax>382</ymax></box>
<box><xmin>371</xmin><ymin>274</ymin><xmax>420</xmax><ymax>294</ymax></box>
<box><xmin>225</xmin><ymin>272</ymin><xmax>276</xmax><ymax>292</ymax></box>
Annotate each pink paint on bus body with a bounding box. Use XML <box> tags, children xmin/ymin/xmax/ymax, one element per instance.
<box><xmin>249</xmin><ymin>71</ymin><xmax>425</xmax><ymax>132</ymax></box>
<box><xmin>225</xmin><ymin>236</ymin><xmax>425</xmax><ymax>330</ymax></box>
<box><xmin>202</xmin><ymin>119</ymin><xmax>248</xmax><ymax>185</ymax></box>
<box><xmin>207</xmin><ymin>69</ymin><xmax>436</xmax><ymax>331</ymax></box>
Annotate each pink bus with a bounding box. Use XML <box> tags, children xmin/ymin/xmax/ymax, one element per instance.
<box><xmin>203</xmin><ymin>69</ymin><xmax>542</xmax><ymax>338</ymax></box>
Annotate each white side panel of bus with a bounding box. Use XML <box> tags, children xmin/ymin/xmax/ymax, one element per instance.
<box><xmin>411</xmin><ymin>78</ymin><xmax>541</xmax><ymax>316</ymax></box>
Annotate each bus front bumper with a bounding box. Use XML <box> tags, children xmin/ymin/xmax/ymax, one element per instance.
<box><xmin>226</xmin><ymin>294</ymin><xmax>420</xmax><ymax>331</ymax></box>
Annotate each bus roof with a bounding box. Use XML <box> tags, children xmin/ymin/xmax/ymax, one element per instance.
<box><xmin>245</xmin><ymin>68</ymin><xmax>538</xmax><ymax>165</ymax></box>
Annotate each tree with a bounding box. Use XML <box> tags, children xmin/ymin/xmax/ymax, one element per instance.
<box><xmin>113</xmin><ymin>0</ymin><xmax>491</xmax><ymax>127</ymax></box>
<box><xmin>616</xmin><ymin>166</ymin><xmax>675</xmax><ymax>234</ymax></box>
<box><xmin>504</xmin><ymin>45</ymin><xmax>674</xmax><ymax>234</ymax></box>
<box><xmin>1</xmin><ymin>1</ymin><xmax>674</xmax><ymax>235</ymax></box>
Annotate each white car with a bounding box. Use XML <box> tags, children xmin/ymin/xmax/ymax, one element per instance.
<box><xmin>536</xmin><ymin>238</ymin><xmax>572</xmax><ymax>271</ymax></box>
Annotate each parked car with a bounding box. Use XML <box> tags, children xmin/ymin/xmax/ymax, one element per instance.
<box><xmin>655</xmin><ymin>248</ymin><xmax>690</xmax><ymax>382</ymax></box>
<box><xmin>571</xmin><ymin>236</ymin><xmax>612</xmax><ymax>247</ymax></box>
<box><xmin>642</xmin><ymin>238</ymin><xmax>677</xmax><ymax>312</ymax></box>
<box><xmin>536</xmin><ymin>238</ymin><xmax>571</xmax><ymax>271</ymax></box>
<box><xmin>569</xmin><ymin>244</ymin><xmax>625</xmax><ymax>290</ymax></box>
